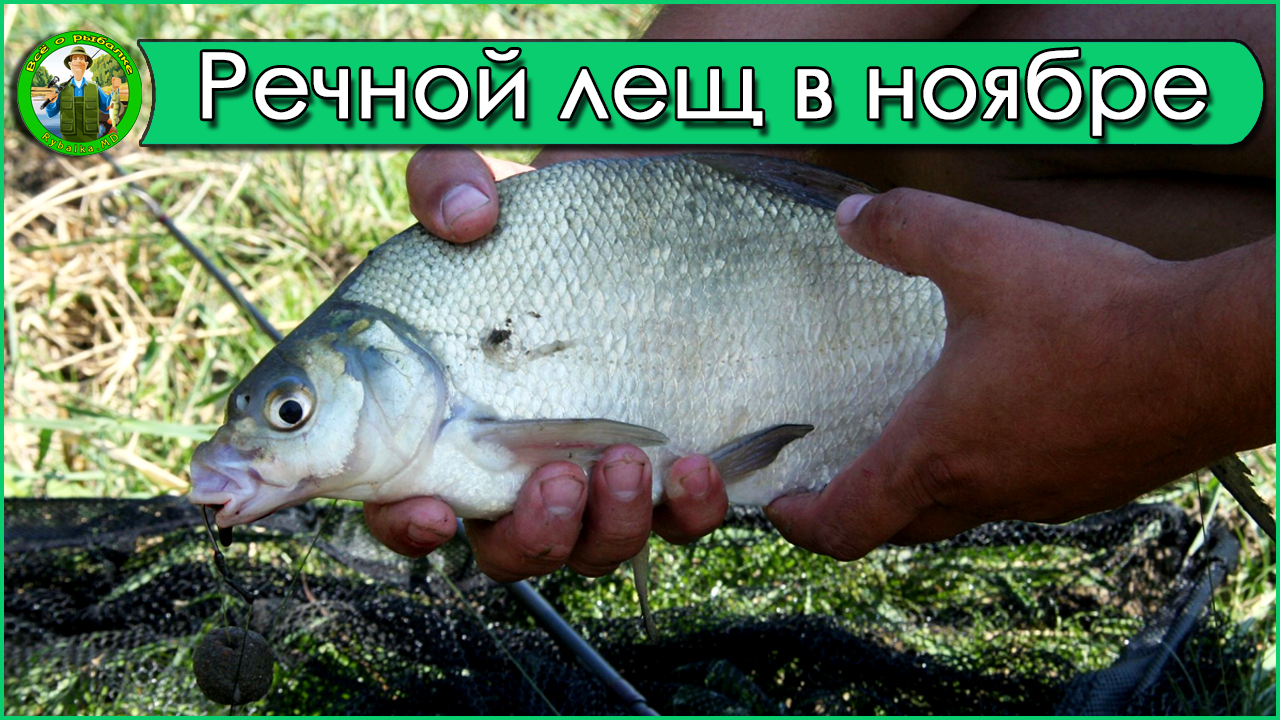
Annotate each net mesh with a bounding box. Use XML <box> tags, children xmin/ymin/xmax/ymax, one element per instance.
<box><xmin>3</xmin><ymin>497</ymin><xmax>1255</xmax><ymax>714</ymax></box>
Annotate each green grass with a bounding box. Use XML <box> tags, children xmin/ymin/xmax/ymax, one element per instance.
<box><xmin>3</xmin><ymin>3</ymin><xmax>1274</xmax><ymax>716</ymax></box>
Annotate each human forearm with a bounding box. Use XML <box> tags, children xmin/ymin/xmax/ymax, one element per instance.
<box><xmin>1171</xmin><ymin>236</ymin><xmax>1276</xmax><ymax>454</ymax></box>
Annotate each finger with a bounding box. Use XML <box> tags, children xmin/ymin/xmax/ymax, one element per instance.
<box><xmin>567</xmin><ymin>445</ymin><xmax>654</xmax><ymax>576</ymax></box>
<box><xmin>653</xmin><ymin>455</ymin><xmax>728</xmax><ymax>545</ymax></box>
<box><xmin>764</xmin><ymin>438</ymin><xmax>929</xmax><ymax>561</ymax></box>
<box><xmin>836</xmin><ymin>187</ymin><xmax>1027</xmax><ymax>299</ymax></box>
<box><xmin>405</xmin><ymin>147</ymin><xmax>500</xmax><ymax>243</ymax></box>
<box><xmin>465</xmin><ymin>461</ymin><xmax>587</xmax><ymax>583</ymax></box>
<box><xmin>363</xmin><ymin>497</ymin><xmax>457</xmax><ymax>558</ymax></box>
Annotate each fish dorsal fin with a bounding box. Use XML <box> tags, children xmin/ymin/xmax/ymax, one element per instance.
<box><xmin>470</xmin><ymin>418</ymin><xmax>668</xmax><ymax>466</ymax></box>
<box><xmin>709</xmin><ymin>424</ymin><xmax>815</xmax><ymax>484</ymax></box>
<box><xmin>688</xmin><ymin>154</ymin><xmax>877</xmax><ymax>211</ymax></box>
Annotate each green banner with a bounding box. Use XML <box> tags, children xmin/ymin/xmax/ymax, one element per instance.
<box><xmin>139</xmin><ymin>40</ymin><xmax>1263</xmax><ymax>145</ymax></box>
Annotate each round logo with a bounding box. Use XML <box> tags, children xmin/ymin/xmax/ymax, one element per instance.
<box><xmin>17</xmin><ymin>31</ymin><xmax>142</xmax><ymax>156</ymax></box>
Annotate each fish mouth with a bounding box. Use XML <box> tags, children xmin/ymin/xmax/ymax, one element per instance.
<box><xmin>189</xmin><ymin>442</ymin><xmax>299</xmax><ymax>528</ymax></box>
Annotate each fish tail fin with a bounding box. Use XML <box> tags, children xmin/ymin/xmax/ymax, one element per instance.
<box><xmin>630</xmin><ymin>540</ymin><xmax>658</xmax><ymax>641</ymax></box>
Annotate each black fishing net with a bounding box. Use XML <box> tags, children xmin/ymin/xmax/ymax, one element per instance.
<box><xmin>2</xmin><ymin>496</ymin><xmax>1257</xmax><ymax>715</ymax></box>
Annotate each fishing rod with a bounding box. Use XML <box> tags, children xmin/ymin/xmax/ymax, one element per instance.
<box><xmin>100</xmin><ymin>154</ymin><xmax>279</xmax><ymax>341</ymax></box>
<box><xmin>39</xmin><ymin>75</ymin><xmax>68</xmax><ymax>110</ymax></box>
<box><xmin>96</xmin><ymin>151</ymin><xmax>661</xmax><ymax>715</ymax></box>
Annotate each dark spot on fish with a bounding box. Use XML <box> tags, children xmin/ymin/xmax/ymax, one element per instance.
<box><xmin>526</xmin><ymin>311</ymin><xmax>542</xmax><ymax>319</ymax></box>
<box><xmin>485</xmin><ymin>329</ymin><xmax>512</xmax><ymax>347</ymax></box>
<box><xmin>505</xmin><ymin>317</ymin><xmax>512</xmax><ymax>327</ymax></box>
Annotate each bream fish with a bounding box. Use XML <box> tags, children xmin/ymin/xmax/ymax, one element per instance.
<box><xmin>189</xmin><ymin>155</ymin><xmax>946</xmax><ymax>530</ymax></box>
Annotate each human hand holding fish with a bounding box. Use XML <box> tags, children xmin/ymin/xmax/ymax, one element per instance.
<box><xmin>365</xmin><ymin>148</ymin><xmax>731</xmax><ymax>581</ymax></box>
<box><xmin>766</xmin><ymin>189</ymin><xmax>1275</xmax><ymax>559</ymax></box>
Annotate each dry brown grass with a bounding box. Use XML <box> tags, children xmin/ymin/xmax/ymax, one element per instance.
<box><xmin>3</xmin><ymin>5</ymin><xmax>653</xmax><ymax>499</ymax></box>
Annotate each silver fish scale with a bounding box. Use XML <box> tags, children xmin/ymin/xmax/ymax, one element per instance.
<box><xmin>340</xmin><ymin>156</ymin><xmax>945</xmax><ymax>504</ymax></box>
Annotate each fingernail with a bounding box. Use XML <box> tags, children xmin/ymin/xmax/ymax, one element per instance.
<box><xmin>603</xmin><ymin>453</ymin><xmax>646</xmax><ymax>502</ymax></box>
<box><xmin>836</xmin><ymin>194</ymin><xmax>872</xmax><ymax>227</ymax></box>
<box><xmin>542</xmin><ymin>475</ymin><xmax>584</xmax><ymax>516</ymax></box>
<box><xmin>670</xmin><ymin>459</ymin><xmax>710</xmax><ymax>500</ymax></box>
<box><xmin>407</xmin><ymin>506</ymin><xmax>449</xmax><ymax>545</ymax></box>
<box><xmin>406</xmin><ymin>523</ymin><xmax>436</xmax><ymax>545</ymax></box>
<box><xmin>441</xmin><ymin>183</ymin><xmax>490</xmax><ymax>228</ymax></box>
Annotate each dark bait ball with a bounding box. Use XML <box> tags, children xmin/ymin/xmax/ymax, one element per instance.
<box><xmin>192</xmin><ymin>626</ymin><xmax>274</xmax><ymax>705</ymax></box>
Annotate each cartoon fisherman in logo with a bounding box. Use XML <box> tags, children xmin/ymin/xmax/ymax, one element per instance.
<box><xmin>43</xmin><ymin>45</ymin><xmax>118</xmax><ymax>142</ymax></box>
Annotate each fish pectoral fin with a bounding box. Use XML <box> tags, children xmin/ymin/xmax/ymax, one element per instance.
<box><xmin>470</xmin><ymin>418</ymin><xmax>668</xmax><ymax>465</ymax></box>
<box><xmin>709</xmin><ymin>424</ymin><xmax>815</xmax><ymax>484</ymax></box>
<box><xmin>630</xmin><ymin>539</ymin><xmax>658</xmax><ymax>642</ymax></box>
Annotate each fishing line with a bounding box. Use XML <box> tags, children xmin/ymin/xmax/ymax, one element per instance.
<box><xmin>200</xmin><ymin>506</ymin><xmax>255</xmax><ymax>605</ymax></box>
<box><xmin>200</xmin><ymin>505</ymin><xmax>238</xmax><ymax>636</ymax></box>
<box><xmin>101</xmin><ymin>151</ymin><xmax>659</xmax><ymax>715</ymax></box>
<box><xmin>436</xmin><ymin>570</ymin><xmax>562</xmax><ymax>716</ymax></box>
<box><xmin>199</xmin><ymin>505</ymin><xmax>262</xmax><ymax>711</ymax></box>
<box><xmin>263</xmin><ymin>498</ymin><xmax>340</xmax><ymax>645</ymax></box>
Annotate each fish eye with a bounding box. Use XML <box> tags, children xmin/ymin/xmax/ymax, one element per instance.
<box><xmin>265</xmin><ymin>383</ymin><xmax>314</xmax><ymax>431</ymax></box>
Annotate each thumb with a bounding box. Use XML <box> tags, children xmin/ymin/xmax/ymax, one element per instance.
<box><xmin>406</xmin><ymin>147</ymin><xmax>500</xmax><ymax>243</ymax></box>
<box><xmin>763</xmin><ymin>438</ymin><xmax>924</xmax><ymax>561</ymax></box>
<box><xmin>836</xmin><ymin>188</ymin><xmax>1018</xmax><ymax>296</ymax></box>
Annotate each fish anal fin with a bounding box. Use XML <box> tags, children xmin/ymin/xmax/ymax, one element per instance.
<box><xmin>630</xmin><ymin>539</ymin><xmax>658</xmax><ymax>642</ymax></box>
<box><xmin>709</xmin><ymin>424</ymin><xmax>815</xmax><ymax>485</ymax></box>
